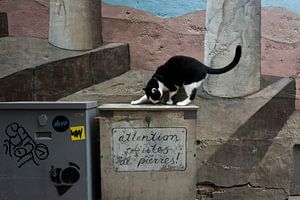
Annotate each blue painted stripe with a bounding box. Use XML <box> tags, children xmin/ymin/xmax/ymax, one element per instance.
<box><xmin>102</xmin><ymin>0</ymin><xmax>205</xmax><ymax>18</ymax></box>
<box><xmin>262</xmin><ymin>0</ymin><xmax>300</xmax><ymax>15</ymax></box>
<box><xmin>102</xmin><ymin>0</ymin><xmax>300</xmax><ymax>18</ymax></box>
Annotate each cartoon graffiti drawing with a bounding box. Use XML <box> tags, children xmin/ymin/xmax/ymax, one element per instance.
<box><xmin>49</xmin><ymin>162</ymin><xmax>81</xmax><ymax>196</ymax></box>
<box><xmin>3</xmin><ymin>123</ymin><xmax>49</xmax><ymax>168</ymax></box>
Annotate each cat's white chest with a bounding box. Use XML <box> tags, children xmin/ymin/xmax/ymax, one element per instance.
<box><xmin>157</xmin><ymin>81</ymin><xmax>170</xmax><ymax>92</ymax></box>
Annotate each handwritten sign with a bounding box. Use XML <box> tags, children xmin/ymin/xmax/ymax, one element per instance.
<box><xmin>112</xmin><ymin>128</ymin><xmax>186</xmax><ymax>171</ymax></box>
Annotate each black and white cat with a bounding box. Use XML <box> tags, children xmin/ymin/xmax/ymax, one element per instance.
<box><xmin>131</xmin><ymin>45</ymin><xmax>242</xmax><ymax>106</ymax></box>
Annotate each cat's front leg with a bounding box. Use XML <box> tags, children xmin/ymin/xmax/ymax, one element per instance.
<box><xmin>176</xmin><ymin>83</ymin><xmax>199</xmax><ymax>106</ymax></box>
<box><xmin>166</xmin><ymin>90</ymin><xmax>178</xmax><ymax>105</ymax></box>
<box><xmin>131</xmin><ymin>95</ymin><xmax>149</xmax><ymax>105</ymax></box>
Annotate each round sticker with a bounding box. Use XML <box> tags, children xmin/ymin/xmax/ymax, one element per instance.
<box><xmin>52</xmin><ymin>115</ymin><xmax>70</xmax><ymax>132</ymax></box>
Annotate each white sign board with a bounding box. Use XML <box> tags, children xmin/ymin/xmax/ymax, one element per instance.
<box><xmin>112</xmin><ymin>128</ymin><xmax>187</xmax><ymax>171</ymax></box>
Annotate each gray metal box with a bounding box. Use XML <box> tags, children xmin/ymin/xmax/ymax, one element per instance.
<box><xmin>0</xmin><ymin>101</ymin><xmax>98</xmax><ymax>200</ymax></box>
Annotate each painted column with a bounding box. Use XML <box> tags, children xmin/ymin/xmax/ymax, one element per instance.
<box><xmin>49</xmin><ymin>0</ymin><xmax>103</xmax><ymax>50</ymax></box>
<box><xmin>203</xmin><ymin>0</ymin><xmax>261</xmax><ymax>97</ymax></box>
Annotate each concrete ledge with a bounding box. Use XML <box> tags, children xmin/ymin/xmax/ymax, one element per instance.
<box><xmin>99</xmin><ymin>103</ymin><xmax>199</xmax><ymax>120</ymax></box>
<box><xmin>0</xmin><ymin>37</ymin><xmax>130</xmax><ymax>101</ymax></box>
<box><xmin>99</xmin><ymin>103</ymin><xmax>198</xmax><ymax>111</ymax></box>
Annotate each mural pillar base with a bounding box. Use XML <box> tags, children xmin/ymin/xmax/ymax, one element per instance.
<box><xmin>203</xmin><ymin>0</ymin><xmax>261</xmax><ymax>97</ymax></box>
<box><xmin>49</xmin><ymin>0</ymin><xmax>103</xmax><ymax>50</ymax></box>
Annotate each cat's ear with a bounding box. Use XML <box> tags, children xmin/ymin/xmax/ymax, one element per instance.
<box><xmin>143</xmin><ymin>87</ymin><xmax>146</xmax><ymax>91</ymax></box>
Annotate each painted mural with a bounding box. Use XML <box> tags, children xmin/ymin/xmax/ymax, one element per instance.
<box><xmin>100</xmin><ymin>0</ymin><xmax>300</xmax><ymax>108</ymax></box>
<box><xmin>0</xmin><ymin>0</ymin><xmax>299</xmax><ymax>108</ymax></box>
<box><xmin>102</xmin><ymin>0</ymin><xmax>206</xmax><ymax>18</ymax></box>
<box><xmin>102</xmin><ymin>0</ymin><xmax>300</xmax><ymax>17</ymax></box>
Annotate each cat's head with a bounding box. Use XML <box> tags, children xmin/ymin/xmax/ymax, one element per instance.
<box><xmin>144</xmin><ymin>78</ymin><xmax>162</xmax><ymax>104</ymax></box>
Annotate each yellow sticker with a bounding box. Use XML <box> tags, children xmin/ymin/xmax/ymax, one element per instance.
<box><xmin>70</xmin><ymin>126</ymin><xmax>86</xmax><ymax>141</ymax></box>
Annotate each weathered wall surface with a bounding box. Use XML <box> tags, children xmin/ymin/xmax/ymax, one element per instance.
<box><xmin>0</xmin><ymin>0</ymin><xmax>299</xmax><ymax>108</ymax></box>
<box><xmin>61</xmin><ymin>70</ymin><xmax>297</xmax><ymax>199</ymax></box>
<box><xmin>260</xmin><ymin>7</ymin><xmax>300</xmax><ymax>108</ymax></box>
<box><xmin>0</xmin><ymin>0</ymin><xmax>49</xmax><ymax>38</ymax></box>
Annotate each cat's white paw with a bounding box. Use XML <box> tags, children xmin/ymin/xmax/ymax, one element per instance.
<box><xmin>166</xmin><ymin>100</ymin><xmax>173</xmax><ymax>105</ymax></box>
<box><xmin>176</xmin><ymin>99</ymin><xmax>191</xmax><ymax>106</ymax></box>
<box><xmin>176</xmin><ymin>102</ymin><xmax>187</xmax><ymax>106</ymax></box>
<box><xmin>131</xmin><ymin>100</ymin><xmax>140</xmax><ymax>105</ymax></box>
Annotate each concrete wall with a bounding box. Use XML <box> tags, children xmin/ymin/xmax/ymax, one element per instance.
<box><xmin>0</xmin><ymin>0</ymin><xmax>299</xmax><ymax>108</ymax></box>
<box><xmin>98</xmin><ymin>104</ymin><xmax>198</xmax><ymax>200</ymax></box>
<box><xmin>61</xmin><ymin>70</ymin><xmax>297</xmax><ymax>199</ymax></box>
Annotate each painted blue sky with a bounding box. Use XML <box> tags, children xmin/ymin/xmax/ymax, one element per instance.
<box><xmin>102</xmin><ymin>0</ymin><xmax>300</xmax><ymax>18</ymax></box>
<box><xmin>262</xmin><ymin>0</ymin><xmax>300</xmax><ymax>15</ymax></box>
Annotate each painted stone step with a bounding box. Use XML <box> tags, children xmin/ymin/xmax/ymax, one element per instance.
<box><xmin>0</xmin><ymin>37</ymin><xmax>130</xmax><ymax>101</ymax></box>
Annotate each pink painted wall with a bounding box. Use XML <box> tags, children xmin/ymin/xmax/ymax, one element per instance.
<box><xmin>0</xmin><ymin>0</ymin><xmax>299</xmax><ymax>108</ymax></box>
<box><xmin>0</xmin><ymin>0</ymin><xmax>49</xmax><ymax>38</ymax></box>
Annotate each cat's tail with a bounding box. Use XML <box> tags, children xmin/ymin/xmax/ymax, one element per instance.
<box><xmin>206</xmin><ymin>45</ymin><xmax>242</xmax><ymax>75</ymax></box>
